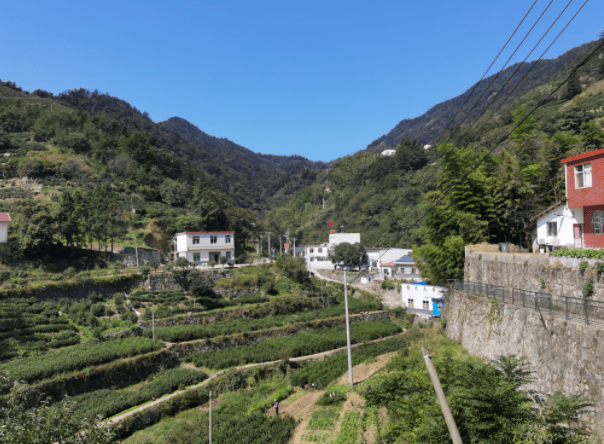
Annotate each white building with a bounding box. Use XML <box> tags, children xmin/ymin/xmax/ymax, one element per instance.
<box><xmin>328</xmin><ymin>233</ymin><xmax>361</xmax><ymax>248</ymax></box>
<box><xmin>401</xmin><ymin>283</ymin><xmax>444</xmax><ymax>315</ymax></box>
<box><xmin>0</xmin><ymin>213</ymin><xmax>10</xmax><ymax>243</ymax></box>
<box><xmin>172</xmin><ymin>231</ymin><xmax>235</xmax><ymax>264</ymax></box>
<box><xmin>305</xmin><ymin>242</ymin><xmax>331</xmax><ymax>269</ymax></box>
<box><xmin>366</xmin><ymin>248</ymin><xmax>412</xmax><ymax>275</ymax></box>
<box><xmin>381</xmin><ymin>254</ymin><xmax>420</xmax><ymax>280</ymax></box>
<box><xmin>530</xmin><ymin>199</ymin><xmax>582</xmax><ymax>253</ymax></box>
<box><xmin>381</xmin><ymin>149</ymin><xmax>396</xmax><ymax>156</ymax></box>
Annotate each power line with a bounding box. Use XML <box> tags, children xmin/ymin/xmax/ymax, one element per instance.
<box><xmin>434</xmin><ymin>0</ymin><xmax>554</xmax><ymax>146</ymax></box>
<box><xmin>347</xmin><ymin>19</ymin><xmax>601</xmax><ymax>286</ymax></box>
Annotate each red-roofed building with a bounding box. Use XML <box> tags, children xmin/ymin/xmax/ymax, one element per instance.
<box><xmin>172</xmin><ymin>231</ymin><xmax>235</xmax><ymax>264</ymax></box>
<box><xmin>561</xmin><ymin>148</ymin><xmax>604</xmax><ymax>248</ymax></box>
<box><xmin>0</xmin><ymin>213</ymin><xmax>10</xmax><ymax>243</ymax></box>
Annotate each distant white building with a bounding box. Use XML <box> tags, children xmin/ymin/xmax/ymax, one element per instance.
<box><xmin>328</xmin><ymin>233</ymin><xmax>361</xmax><ymax>247</ymax></box>
<box><xmin>424</xmin><ymin>144</ymin><xmax>432</xmax><ymax>150</ymax></box>
<box><xmin>172</xmin><ymin>231</ymin><xmax>235</xmax><ymax>264</ymax></box>
<box><xmin>366</xmin><ymin>248</ymin><xmax>412</xmax><ymax>274</ymax></box>
<box><xmin>306</xmin><ymin>232</ymin><xmax>362</xmax><ymax>270</ymax></box>
<box><xmin>0</xmin><ymin>213</ymin><xmax>10</xmax><ymax>243</ymax></box>
<box><xmin>401</xmin><ymin>282</ymin><xmax>444</xmax><ymax>316</ymax></box>
<box><xmin>381</xmin><ymin>149</ymin><xmax>396</xmax><ymax>156</ymax></box>
<box><xmin>530</xmin><ymin>199</ymin><xmax>582</xmax><ymax>253</ymax></box>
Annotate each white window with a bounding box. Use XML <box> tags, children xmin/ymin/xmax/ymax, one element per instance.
<box><xmin>310</xmin><ymin>248</ymin><xmax>314</xmax><ymax>253</ymax></box>
<box><xmin>411</xmin><ymin>268</ymin><xmax>416</xmax><ymax>274</ymax></box>
<box><xmin>225</xmin><ymin>235</ymin><xmax>231</xmax><ymax>244</ymax></box>
<box><xmin>193</xmin><ymin>253</ymin><xmax>200</xmax><ymax>261</ymax></box>
<box><xmin>318</xmin><ymin>248</ymin><xmax>323</xmax><ymax>253</ymax></box>
<box><xmin>407</xmin><ymin>298</ymin><xmax>414</xmax><ymax>308</ymax></box>
<box><xmin>226</xmin><ymin>252</ymin><xmax>231</xmax><ymax>261</ymax></box>
<box><xmin>210</xmin><ymin>235</ymin><xmax>217</xmax><ymax>244</ymax></box>
<box><xmin>546</xmin><ymin>222</ymin><xmax>557</xmax><ymax>236</ymax></box>
<box><xmin>192</xmin><ymin>236</ymin><xmax>200</xmax><ymax>245</ymax></box>
<box><xmin>423</xmin><ymin>301</ymin><xmax>430</xmax><ymax>310</ymax></box>
<box><xmin>575</xmin><ymin>163</ymin><xmax>592</xmax><ymax>189</ymax></box>
<box><xmin>594</xmin><ymin>211</ymin><xmax>604</xmax><ymax>235</ymax></box>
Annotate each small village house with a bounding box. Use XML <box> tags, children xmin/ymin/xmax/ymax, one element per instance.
<box><xmin>401</xmin><ymin>282</ymin><xmax>444</xmax><ymax>317</ymax></box>
<box><xmin>559</xmin><ymin>148</ymin><xmax>604</xmax><ymax>249</ymax></box>
<box><xmin>531</xmin><ymin>199</ymin><xmax>582</xmax><ymax>252</ymax></box>
<box><xmin>172</xmin><ymin>231</ymin><xmax>235</xmax><ymax>264</ymax></box>
<box><xmin>0</xmin><ymin>213</ymin><xmax>10</xmax><ymax>243</ymax></box>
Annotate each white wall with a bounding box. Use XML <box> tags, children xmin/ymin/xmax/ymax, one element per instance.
<box><xmin>401</xmin><ymin>284</ymin><xmax>444</xmax><ymax>309</ymax></box>
<box><xmin>533</xmin><ymin>203</ymin><xmax>583</xmax><ymax>251</ymax></box>
<box><xmin>329</xmin><ymin>233</ymin><xmax>361</xmax><ymax>247</ymax></box>
<box><xmin>0</xmin><ymin>223</ymin><xmax>8</xmax><ymax>243</ymax></box>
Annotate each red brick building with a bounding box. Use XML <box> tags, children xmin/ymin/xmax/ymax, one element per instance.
<box><xmin>561</xmin><ymin>147</ymin><xmax>604</xmax><ymax>248</ymax></box>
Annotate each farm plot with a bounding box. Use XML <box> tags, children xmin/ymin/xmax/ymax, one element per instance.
<box><xmin>187</xmin><ymin>320</ymin><xmax>401</xmax><ymax>369</ymax></box>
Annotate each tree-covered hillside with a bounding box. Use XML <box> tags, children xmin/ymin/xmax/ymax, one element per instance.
<box><xmin>41</xmin><ymin>89</ymin><xmax>326</xmax><ymax>212</ymax></box>
<box><xmin>367</xmin><ymin>41</ymin><xmax>594</xmax><ymax>152</ymax></box>
<box><xmin>0</xmin><ymin>84</ymin><xmax>257</xmax><ymax>263</ymax></box>
<box><xmin>267</xmin><ymin>38</ymin><xmax>604</xmax><ymax>284</ymax></box>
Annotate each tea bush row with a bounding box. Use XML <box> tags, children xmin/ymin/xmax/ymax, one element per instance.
<box><xmin>188</xmin><ymin>320</ymin><xmax>401</xmax><ymax>369</ymax></box>
<box><xmin>0</xmin><ymin>337</ymin><xmax>164</xmax><ymax>382</ymax></box>
<box><xmin>65</xmin><ymin>368</ymin><xmax>208</xmax><ymax>420</ymax></box>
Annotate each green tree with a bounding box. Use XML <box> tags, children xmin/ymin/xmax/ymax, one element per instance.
<box><xmin>580</xmin><ymin>120</ymin><xmax>604</xmax><ymax>149</ymax></box>
<box><xmin>566</xmin><ymin>72</ymin><xmax>582</xmax><ymax>99</ymax></box>
<box><xmin>0</xmin><ymin>374</ymin><xmax>113</xmax><ymax>443</ymax></box>
<box><xmin>332</xmin><ymin>242</ymin><xmax>366</xmax><ymax>269</ymax></box>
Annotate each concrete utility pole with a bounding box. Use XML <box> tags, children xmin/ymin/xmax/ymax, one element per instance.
<box><xmin>344</xmin><ymin>269</ymin><xmax>353</xmax><ymax>386</ymax></box>
<box><xmin>260</xmin><ymin>233</ymin><xmax>263</xmax><ymax>256</ymax></box>
<box><xmin>421</xmin><ymin>347</ymin><xmax>463</xmax><ymax>444</ymax></box>
<box><xmin>133</xmin><ymin>235</ymin><xmax>139</xmax><ymax>268</ymax></box>
<box><xmin>292</xmin><ymin>238</ymin><xmax>296</xmax><ymax>258</ymax></box>
<box><xmin>152</xmin><ymin>312</ymin><xmax>155</xmax><ymax>342</ymax></box>
<box><xmin>267</xmin><ymin>232</ymin><xmax>271</xmax><ymax>261</ymax></box>
<box><xmin>209</xmin><ymin>390</ymin><xmax>213</xmax><ymax>444</ymax></box>
<box><xmin>280</xmin><ymin>234</ymin><xmax>282</xmax><ymax>257</ymax></box>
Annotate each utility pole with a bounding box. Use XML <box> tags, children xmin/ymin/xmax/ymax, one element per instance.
<box><xmin>152</xmin><ymin>312</ymin><xmax>155</xmax><ymax>342</ymax></box>
<box><xmin>292</xmin><ymin>238</ymin><xmax>296</xmax><ymax>258</ymax></box>
<box><xmin>344</xmin><ymin>269</ymin><xmax>353</xmax><ymax>386</ymax></box>
<box><xmin>267</xmin><ymin>232</ymin><xmax>271</xmax><ymax>261</ymax></box>
<box><xmin>280</xmin><ymin>234</ymin><xmax>282</xmax><ymax>257</ymax></box>
<box><xmin>260</xmin><ymin>233</ymin><xmax>263</xmax><ymax>256</ymax></box>
<box><xmin>256</xmin><ymin>239</ymin><xmax>259</xmax><ymax>254</ymax></box>
<box><xmin>209</xmin><ymin>390</ymin><xmax>213</xmax><ymax>444</ymax></box>
<box><xmin>421</xmin><ymin>347</ymin><xmax>463</xmax><ymax>444</ymax></box>
<box><xmin>133</xmin><ymin>235</ymin><xmax>139</xmax><ymax>268</ymax></box>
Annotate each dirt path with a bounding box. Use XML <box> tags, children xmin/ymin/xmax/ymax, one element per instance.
<box><xmin>337</xmin><ymin>352</ymin><xmax>397</xmax><ymax>386</ymax></box>
<box><xmin>289</xmin><ymin>351</ymin><xmax>398</xmax><ymax>444</ymax></box>
<box><xmin>104</xmin><ymin>334</ymin><xmax>404</xmax><ymax>426</ymax></box>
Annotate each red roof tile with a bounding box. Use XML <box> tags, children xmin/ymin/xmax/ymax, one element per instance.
<box><xmin>0</xmin><ymin>213</ymin><xmax>10</xmax><ymax>222</ymax></box>
<box><xmin>561</xmin><ymin>147</ymin><xmax>604</xmax><ymax>164</ymax></box>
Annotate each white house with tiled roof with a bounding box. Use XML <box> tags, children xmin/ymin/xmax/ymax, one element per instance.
<box><xmin>0</xmin><ymin>213</ymin><xmax>10</xmax><ymax>243</ymax></box>
<box><xmin>172</xmin><ymin>231</ymin><xmax>235</xmax><ymax>264</ymax></box>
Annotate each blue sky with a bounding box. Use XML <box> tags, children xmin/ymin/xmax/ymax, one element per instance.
<box><xmin>1</xmin><ymin>0</ymin><xmax>602</xmax><ymax>162</ymax></box>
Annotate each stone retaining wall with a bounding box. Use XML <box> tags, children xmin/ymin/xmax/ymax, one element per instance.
<box><xmin>465</xmin><ymin>250</ymin><xmax>604</xmax><ymax>301</ymax></box>
<box><xmin>443</xmin><ymin>290</ymin><xmax>604</xmax><ymax>434</ymax></box>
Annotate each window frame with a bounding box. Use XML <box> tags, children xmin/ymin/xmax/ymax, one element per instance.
<box><xmin>575</xmin><ymin>163</ymin><xmax>592</xmax><ymax>189</ymax></box>
<box><xmin>593</xmin><ymin>211</ymin><xmax>604</xmax><ymax>235</ymax></box>
<box><xmin>225</xmin><ymin>235</ymin><xmax>231</xmax><ymax>244</ymax></box>
<box><xmin>192</xmin><ymin>235</ymin><xmax>200</xmax><ymax>245</ymax></box>
<box><xmin>210</xmin><ymin>235</ymin><xmax>217</xmax><ymax>244</ymax></box>
<box><xmin>193</xmin><ymin>252</ymin><xmax>200</xmax><ymax>261</ymax></box>
<box><xmin>546</xmin><ymin>221</ymin><xmax>557</xmax><ymax>236</ymax></box>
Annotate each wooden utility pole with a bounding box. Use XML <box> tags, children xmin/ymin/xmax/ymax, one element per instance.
<box><xmin>421</xmin><ymin>347</ymin><xmax>463</xmax><ymax>444</ymax></box>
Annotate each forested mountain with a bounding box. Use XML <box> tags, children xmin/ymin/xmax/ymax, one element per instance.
<box><xmin>0</xmin><ymin>82</ymin><xmax>258</xmax><ymax>261</ymax></box>
<box><xmin>35</xmin><ymin>89</ymin><xmax>326</xmax><ymax>212</ymax></box>
<box><xmin>367</xmin><ymin>42</ymin><xmax>594</xmax><ymax>152</ymax></box>
<box><xmin>267</xmin><ymin>38</ymin><xmax>604</xmax><ymax>284</ymax></box>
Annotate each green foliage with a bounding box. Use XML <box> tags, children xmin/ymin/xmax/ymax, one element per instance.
<box><xmin>580</xmin><ymin>261</ymin><xmax>589</xmax><ymax>273</ymax></box>
<box><xmin>334</xmin><ymin>411</ymin><xmax>360</xmax><ymax>444</ymax></box>
<box><xmin>333</xmin><ymin>242</ymin><xmax>366</xmax><ymax>268</ymax></box>
<box><xmin>582</xmin><ymin>279</ymin><xmax>594</xmax><ymax>298</ymax></box>
<box><xmin>190</xmin><ymin>320</ymin><xmax>401</xmax><ymax>369</ymax></box>
<box><xmin>381</xmin><ymin>278</ymin><xmax>395</xmax><ymax>290</ymax></box>
<box><xmin>317</xmin><ymin>386</ymin><xmax>347</xmax><ymax>406</ymax></box>
<box><xmin>63</xmin><ymin>368</ymin><xmax>208</xmax><ymax>421</ymax></box>
<box><xmin>551</xmin><ymin>249</ymin><xmax>604</xmax><ymax>259</ymax></box>
<box><xmin>0</xmin><ymin>337</ymin><xmax>163</xmax><ymax>383</ymax></box>
<box><xmin>580</xmin><ymin>120</ymin><xmax>604</xmax><ymax>149</ymax></box>
<box><xmin>0</xmin><ymin>375</ymin><xmax>113</xmax><ymax>444</ymax></box>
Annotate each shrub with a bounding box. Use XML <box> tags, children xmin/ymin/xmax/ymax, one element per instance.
<box><xmin>317</xmin><ymin>389</ymin><xmax>347</xmax><ymax>406</ymax></box>
<box><xmin>582</xmin><ymin>279</ymin><xmax>594</xmax><ymax>298</ymax></box>
<box><xmin>139</xmin><ymin>266</ymin><xmax>151</xmax><ymax>275</ymax></box>
<box><xmin>175</xmin><ymin>257</ymin><xmax>189</xmax><ymax>268</ymax></box>
<box><xmin>580</xmin><ymin>261</ymin><xmax>589</xmax><ymax>274</ymax></box>
<box><xmin>381</xmin><ymin>278</ymin><xmax>395</xmax><ymax>290</ymax></box>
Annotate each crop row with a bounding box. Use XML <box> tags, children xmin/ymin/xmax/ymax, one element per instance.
<box><xmin>188</xmin><ymin>320</ymin><xmax>401</xmax><ymax>369</ymax></box>
<box><xmin>290</xmin><ymin>336</ymin><xmax>407</xmax><ymax>388</ymax></box>
<box><xmin>0</xmin><ymin>337</ymin><xmax>164</xmax><ymax>382</ymax></box>
<box><xmin>64</xmin><ymin>368</ymin><xmax>208</xmax><ymax>420</ymax></box>
<box><xmin>550</xmin><ymin>249</ymin><xmax>604</xmax><ymax>259</ymax></box>
<box><xmin>142</xmin><ymin>293</ymin><xmax>381</xmax><ymax>341</ymax></box>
